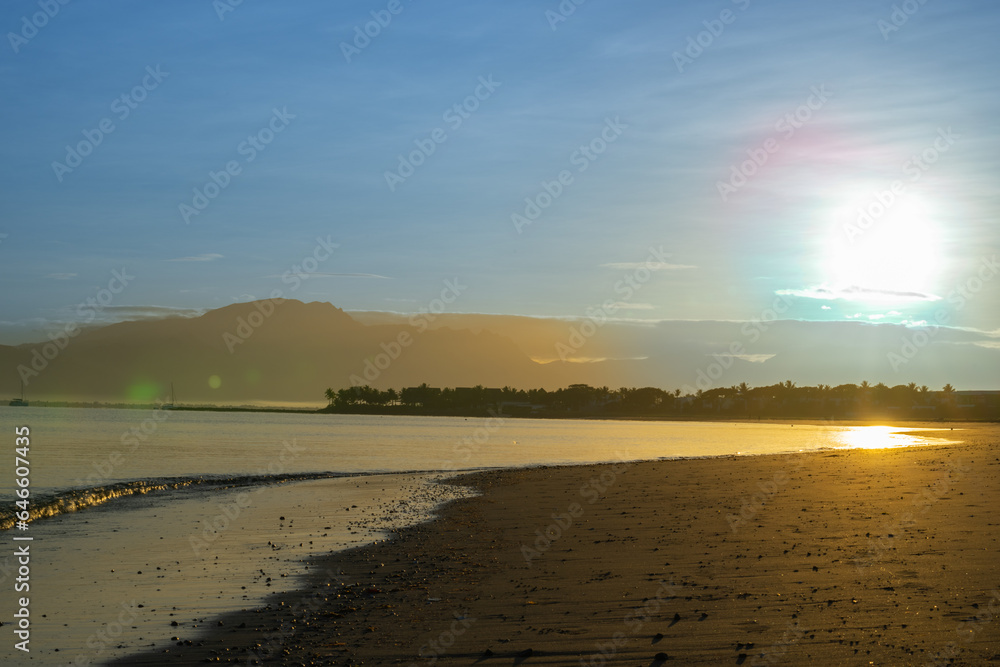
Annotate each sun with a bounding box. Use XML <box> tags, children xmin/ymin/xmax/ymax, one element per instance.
<box><xmin>823</xmin><ymin>189</ymin><xmax>943</xmax><ymax>302</ymax></box>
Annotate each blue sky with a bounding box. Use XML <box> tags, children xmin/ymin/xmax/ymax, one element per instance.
<box><xmin>1</xmin><ymin>0</ymin><xmax>998</xmax><ymax>353</ymax></box>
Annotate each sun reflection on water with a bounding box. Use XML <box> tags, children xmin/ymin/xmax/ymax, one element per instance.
<box><xmin>834</xmin><ymin>425</ymin><xmax>951</xmax><ymax>450</ymax></box>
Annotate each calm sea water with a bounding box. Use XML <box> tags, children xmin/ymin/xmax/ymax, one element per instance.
<box><xmin>0</xmin><ymin>407</ymin><xmax>959</xmax><ymax>665</ymax></box>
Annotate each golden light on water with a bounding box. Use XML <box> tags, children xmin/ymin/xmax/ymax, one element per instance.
<box><xmin>835</xmin><ymin>425</ymin><xmax>934</xmax><ymax>450</ymax></box>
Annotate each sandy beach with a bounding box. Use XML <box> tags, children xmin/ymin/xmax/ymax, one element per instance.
<box><xmin>114</xmin><ymin>422</ymin><xmax>1000</xmax><ymax>666</ymax></box>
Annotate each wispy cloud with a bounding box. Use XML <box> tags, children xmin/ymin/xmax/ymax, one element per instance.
<box><xmin>263</xmin><ymin>272</ymin><xmax>391</xmax><ymax>280</ymax></box>
<box><xmin>610</xmin><ymin>302</ymin><xmax>655</xmax><ymax>310</ymax></box>
<box><xmin>98</xmin><ymin>305</ymin><xmax>206</xmax><ymax>319</ymax></box>
<box><xmin>46</xmin><ymin>273</ymin><xmax>77</xmax><ymax>280</ymax></box>
<box><xmin>601</xmin><ymin>262</ymin><xmax>696</xmax><ymax>271</ymax></box>
<box><xmin>706</xmin><ymin>352</ymin><xmax>776</xmax><ymax>363</ymax></box>
<box><xmin>168</xmin><ymin>253</ymin><xmax>224</xmax><ymax>262</ymax></box>
<box><xmin>314</xmin><ymin>272</ymin><xmax>390</xmax><ymax>279</ymax></box>
<box><xmin>532</xmin><ymin>355</ymin><xmax>650</xmax><ymax>364</ymax></box>
<box><xmin>776</xmin><ymin>285</ymin><xmax>942</xmax><ymax>303</ymax></box>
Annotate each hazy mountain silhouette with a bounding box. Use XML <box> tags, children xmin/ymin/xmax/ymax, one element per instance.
<box><xmin>2</xmin><ymin>300</ymin><xmax>997</xmax><ymax>405</ymax></box>
<box><xmin>0</xmin><ymin>300</ymin><xmax>596</xmax><ymax>405</ymax></box>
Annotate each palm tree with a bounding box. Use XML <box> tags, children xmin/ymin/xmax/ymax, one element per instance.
<box><xmin>874</xmin><ymin>382</ymin><xmax>889</xmax><ymax>406</ymax></box>
<box><xmin>856</xmin><ymin>381</ymin><xmax>871</xmax><ymax>410</ymax></box>
<box><xmin>938</xmin><ymin>384</ymin><xmax>957</xmax><ymax>413</ymax></box>
<box><xmin>324</xmin><ymin>387</ymin><xmax>336</xmax><ymax>405</ymax></box>
<box><xmin>737</xmin><ymin>382</ymin><xmax>750</xmax><ymax>414</ymax></box>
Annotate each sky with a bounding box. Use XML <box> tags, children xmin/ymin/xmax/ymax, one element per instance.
<box><xmin>1</xmin><ymin>0</ymin><xmax>998</xmax><ymax>385</ymax></box>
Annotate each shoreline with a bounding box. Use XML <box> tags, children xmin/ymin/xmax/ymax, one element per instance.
<box><xmin>110</xmin><ymin>422</ymin><xmax>1000</xmax><ymax>665</ymax></box>
<box><xmin>9</xmin><ymin>402</ymin><xmax>999</xmax><ymax>425</ymax></box>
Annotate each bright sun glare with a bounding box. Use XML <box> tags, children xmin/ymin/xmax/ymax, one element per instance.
<box><xmin>836</xmin><ymin>425</ymin><xmax>916</xmax><ymax>449</ymax></box>
<box><xmin>825</xmin><ymin>191</ymin><xmax>943</xmax><ymax>302</ymax></box>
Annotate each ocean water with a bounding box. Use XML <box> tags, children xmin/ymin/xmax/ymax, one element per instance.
<box><xmin>0</xmin><ymin>407</ymin><xmax>959</xmax><ymax>665</ymax></box>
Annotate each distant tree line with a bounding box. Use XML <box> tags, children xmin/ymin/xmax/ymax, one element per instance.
<box><xmin>322</xmin><ymin>381</ymin><xmax>998</xmax><ymax>420</ymax></box>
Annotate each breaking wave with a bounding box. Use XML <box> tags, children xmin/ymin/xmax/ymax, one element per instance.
<box><xmin>0</xmin><ymin>471</ymin><xmax>358</xmax><ymax>531</ymax></box>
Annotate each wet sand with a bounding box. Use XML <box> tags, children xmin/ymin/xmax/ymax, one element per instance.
<box><xmin>114</xmin><ymin>423</ymin><xmax>1000</xmax><ymax>666</ymax></box>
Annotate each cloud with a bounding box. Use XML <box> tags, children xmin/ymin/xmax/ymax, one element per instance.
<box><xmin>167</xmin><ymin>253</ymin><xmax>224</xmax><ymax>262</ymax></box>
<box><xmin>776</xmin><ymin>285</ymin><xmax>942</xmax><ymax>303</ymax></box>
<box><xmin>313</xmin><ymin>272</ymin><xmax>391</xmax><ymax>279</ymax></box>
<box><xmin>610</xmin><ymin>302</ymin><xmax>655</xmax><ymax>310</ymax></box>
<box><xmin>532</xmin><ymin>355</ymin><xmax>650</xmax><ymax>364</ymax></box>
<box><xmin>97</xmin><ymin>305</ymin><xmax>207</xmax><ymax>319</ymax></box>
<box><xmin>706</xmin><ymin>352</ymin><xmax>776</xmax><ymax>363</ymax></box>
<box><xmin>46</xmin><ymin>273</ymin><xmax>77</xmax><ymax>280</ymax></box>
<box><xmin>601</xmin><ymin>262</ymin><xmax>696</xmax><ymax>271</ymax></box>
<box><xmin>264</xmin><ymin>272</ymin><xmax>391</xmax><ymax>279</ymax></box>
<box><xmin>0</xmin><ymin>305</ymin><xmax>208</xmax><ymax>345</ymax></box>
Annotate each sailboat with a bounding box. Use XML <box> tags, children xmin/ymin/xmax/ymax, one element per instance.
<box><xmin>9</xmin><ymin>380</ymin><xmax>28</xmax><ymax>407</ymax></box>
<box><xmin>160</xmin><ymin>382</ymin><xmax>176</xmax><ymax>410</ymax></box>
